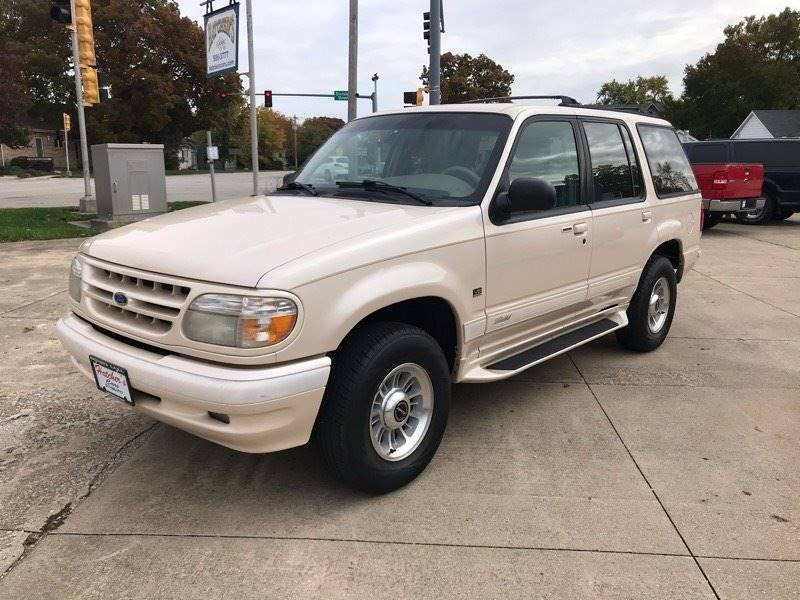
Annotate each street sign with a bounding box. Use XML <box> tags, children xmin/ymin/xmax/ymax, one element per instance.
<box><xmin>204</xmin><ymin>2</ymin><xmax>240</xmax><ymax>78</ymax></box>
<box><xmin>207</xmin><ymin>146</ymin><xmax>219</xmax><ymax>161</ymax></box>
<box><xmin>334</xmin><ymin>90</ymin><xmax>349</xmax><ymax>101</ymax></box>
<box><xmin>63</xmin><ymin>113</ymin><xmax>71</xmax><ymax>131</ymax></box>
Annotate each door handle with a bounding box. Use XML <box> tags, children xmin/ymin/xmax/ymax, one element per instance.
<box><xmin>573</xmin><ymin>222</ymin><xmax>588</xmax><ymax>235</ymax></box>
<box><xmin>642</xmin><ymin>210</ymin><xmax>653</xmax><ymax>222</ymax></box>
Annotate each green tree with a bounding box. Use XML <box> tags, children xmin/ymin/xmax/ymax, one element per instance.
<box><xmin>0</xmin><ymin>53</ymin><xmax>31</xmax><ymax>146</ymax></box>
<box><xmin>297</xmin><ymin>117</ymin><xmax>345</xmax><ymax>164</ymax></box>
<box><xmin>596</xmin><ymin>75</ymin><xmax>673</xmax><ymax>105</ymax></box>
<box><xmin>237</xmin><ymin>107</ymin><xmax>292</xmax><ymax>169</ymax></box>
<box><xmin>420</xmin><ymin>52</ymin><xmax>514</xmax><ymax>104</ymax></box>
<box><xmin>675</xmin><ymin>8</ymin><xmax>800</xmax><ymax>138</ymax></box>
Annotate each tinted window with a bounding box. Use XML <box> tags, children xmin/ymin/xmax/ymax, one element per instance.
<box><xmin>638</xmin><ymin>125</ymin><xmax>698</xmax><ymax>197</ymax></box>
<box><xmin>732</xmin><ymin>141</ymin><xmax>800</xmax><ymax>167</ymax></box>
<box><xmin>509</xmin><ymin>121</ymin><xmax>581</xmax><ymax>208</ymax></box>
<box><xmin>584</xmin><ymin>121</ymin><xmax>641</xmax><ymax>201</ymax></box>
<box><xmin>684</xmin><ymin>143</ymin><xmax>728</xmax><ymax>164</ymax></box>
<box><xmin>620</xmin><ymin>126</ymin><xmax>643</xmax><ymax>197</ymax></box>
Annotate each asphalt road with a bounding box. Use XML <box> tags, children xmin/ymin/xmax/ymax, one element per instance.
<box><xmin>0</xmin><ymin>171</ymin><xmax>290</xmax><ymax>208</ymax></box>
<box><xmin>0</xmin><ymin>218</ymin><xmax>798</xmax><ymax>598</ymax></box>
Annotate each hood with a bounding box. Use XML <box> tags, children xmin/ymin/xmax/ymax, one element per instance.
<box><xmin>84</xmin><ymin>195</ymin><xmax>460</xmax><ymax>288</ymax></box>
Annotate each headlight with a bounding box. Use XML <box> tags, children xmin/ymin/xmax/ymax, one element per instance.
<box><xmin>69</xmin><ymin>256</ymin><xmax>83</xmax><ymax>302</ymax></box>
<box><xmin>183</xmin><ymin>294</ymin><xmax>298</xmax><ymax>348</ymax></box>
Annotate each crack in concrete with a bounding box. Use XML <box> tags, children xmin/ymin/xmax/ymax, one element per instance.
<box><xmin>692</xmin><ymin>268</ymin><xmax>800</xmax><ymax>319</ymax></box>
<box><xmin>0</xmin><ymin>421</ymin><xmax>159</xmax><ymax>581</ymax></box>
<box><xmin>0</xmin><ymin>289</ymin><xmax>66</xmax><ymax>316</ymax></box>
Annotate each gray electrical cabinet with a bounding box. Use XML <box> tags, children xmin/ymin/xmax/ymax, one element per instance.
<box><xmin>91</xmin><ymin>143</ymin><xmax>167</xmax><ymax>223</ymax></box>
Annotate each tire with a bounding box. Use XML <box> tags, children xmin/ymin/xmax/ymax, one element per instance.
<box><xmin>735</xmin><ymin>191</ymin><xmax>776</xmax><ymax>225</ymax></box>
<box><xmin>702</xmin><ymin>213</ymin><xmax>721</xmax><ymax>230</ymax></box>
<box><xmin>314</xmin><ymin>322</ymin><xmax>451</xmax><ymax>493</ymax></box>
<box><xmin>616</xmin><ymin>256</ymin><xmax>677</xmax><ymax>353</ymax></box>
<box><xmin>776</xmin><ymin>209</ymin><xmax>795</xmax><ymax>220</ymax></box>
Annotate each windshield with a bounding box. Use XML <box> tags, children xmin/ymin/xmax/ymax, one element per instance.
<box><xmin>290</xmin><ymin>112</ymin><xmax>513</xmax><ymax>206</ymax></box>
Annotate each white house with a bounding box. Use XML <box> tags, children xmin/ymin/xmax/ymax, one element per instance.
<box><xmin>731</xmin><ymin>110</ymin><xmax>800</xmax><ymax>139</ymax></box>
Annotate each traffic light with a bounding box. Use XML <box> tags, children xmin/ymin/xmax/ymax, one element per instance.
<box><xmin>264</xmin><ymin>90</ymin><xmax>272</xmax><ymax>108</ymax></box>
<box><xmin>423</xmin><ymin>11</ymin><xmax>431</xmax><ymax>54</ymax></box>
<box><xmin>218</xmin><ymin>91</ymin><xmax>231</xmax><ymax>101</ymax></box>
<box><xmin>403</xmin><ymin>89</ymin><xmax>426</xmax><ymax>107</ymax></box>
<box><xmin>50</xmin><ymin>0</ymin><xmax>71</xmax><ymax>23</ymax></box>
<box><xmin>74</xmin><ymin>0</ymin><xmax>99</xmax><ymax>105</ymax></box>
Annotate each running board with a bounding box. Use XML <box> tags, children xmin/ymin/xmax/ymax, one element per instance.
<box><xmin>461</xmin><ymin>310</ymin><xmax>628</xmax><ymax>383</ymax></box>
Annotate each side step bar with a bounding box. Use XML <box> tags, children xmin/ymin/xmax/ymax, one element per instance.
<box><xmin>488</xmin><ymin>319</ymin><xmax>618</xmax><ymax>371</ymax></box>
<box><xmin>460</xmin><ymin>310</ymin><xmax>628</xmax><ymax>383</ymax></box>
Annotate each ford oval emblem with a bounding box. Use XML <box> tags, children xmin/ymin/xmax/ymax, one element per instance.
<box><xmin>113</xmin><ymin>292</ymin><xmax>128</xmax><ymax>306</ymax></box>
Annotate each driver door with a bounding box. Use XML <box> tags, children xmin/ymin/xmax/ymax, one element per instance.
<box><xmin>482</xmin><ymin>117</ymin><xmax>593</xmax><ymax>350</ymax></box>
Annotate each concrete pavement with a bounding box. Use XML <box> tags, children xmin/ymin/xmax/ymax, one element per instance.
<box><xmin>0</xmin><ymin>217</ymin><xmax>798</xmax><ymax>598</ymax></box>
<box><xmin>0</xmin><ymin>171</ymin><xmax>290</xmax><ymax>208</ymax></box>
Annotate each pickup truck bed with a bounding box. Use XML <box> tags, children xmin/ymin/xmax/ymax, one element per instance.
<box><xmin>689</xmin><ymin>163</ymin><xmax>765</xmax><ymax>229</ymax></box>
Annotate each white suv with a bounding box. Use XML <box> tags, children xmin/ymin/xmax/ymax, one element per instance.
<box><xmin>58</xmin><ymin>102</ymin><xmax>701</xmax><ymax>492</ymax></box>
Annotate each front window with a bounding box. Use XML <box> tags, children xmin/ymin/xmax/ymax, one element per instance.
<box><xmin>289</xmin><ymin>112</ymin><xmax>513</xmax><ymax>206</ymax></box>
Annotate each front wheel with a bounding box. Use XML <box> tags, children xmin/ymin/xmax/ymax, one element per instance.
<box><xmin>314</xmin><ymin>322</ymin><xmax>450</xmax><ymax>493</ymax></box>
<box><xmin>616</xmin><ymin>256</ymin><xmax>677</xmax><ymax>352</ymax></box>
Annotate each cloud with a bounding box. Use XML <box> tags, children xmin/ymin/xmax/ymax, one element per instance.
<box><xmin>177</xmin><ymin>0</ymin><xmax>789</xmax><ymax>119</ymax></box>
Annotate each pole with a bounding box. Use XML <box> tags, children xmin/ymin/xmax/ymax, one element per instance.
<box><xmin>292</xmin><ymin>116</ymin><xmax>298</xmax><ymax>170</ymax></box>
<box><xmin>70</xmin><ymin>21</ymin><xmax>93</xmax><ymax>211</ymax></box>
<box><xmin>347</xmin><ymin>0</ymin><xmax>358</xmax><ymax>121</ymax></box>
<box><xmin>371</xmin><ymin>73</ymin><xmax>379</xmax><ymax>113</ymax></box>
<box><xmin>245</xmin><ymin>0</ymin><xmax>259</xmax><ymax>195</ymax></box>
<box><xmin>64</xmin><ymin>126</ymin><xmax>70</xmax><ymax>174</ymax></box>
<box><xmin>206</xmin><ymin>130</ymin><xmax>217</xmax><ymax>203</ymax></box>
<box><xmin>429</xmin><ymin>0</ymin><xmax>442</xmax><ymax>105</ymax></box>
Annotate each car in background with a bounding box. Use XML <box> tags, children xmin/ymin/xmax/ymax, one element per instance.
<box><xmin>687</xmin><ymin>161</ymin><xmax>764</xmax><ymax>229</ymax></box>
<box><xmin>683</xmin><ymin>139</ymin><xmax>800</xmax><ymax>224</ymax></box>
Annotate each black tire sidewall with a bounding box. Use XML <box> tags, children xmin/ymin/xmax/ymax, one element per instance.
<box><xmin>617</xmin><ymin>256</ymin><xmax>677</xmax><ymax>352</ymax></box>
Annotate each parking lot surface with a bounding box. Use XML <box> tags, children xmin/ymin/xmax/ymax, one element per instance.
<box><xmin>0</xmin><ymin>217</ymin><xmax>798</xmax><ymax>598</ymax></box>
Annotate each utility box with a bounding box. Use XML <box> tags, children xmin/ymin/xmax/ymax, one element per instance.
<box><xmin>91</xmin><ymin>143</ymin><xmax>167</xmax><ymax>228</ymax></box>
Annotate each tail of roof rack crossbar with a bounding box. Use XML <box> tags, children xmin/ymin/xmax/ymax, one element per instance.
<box><xmin>461</xmin><ymin>95</ymin><xmax>580</xmax><ymax>105</ymax></box>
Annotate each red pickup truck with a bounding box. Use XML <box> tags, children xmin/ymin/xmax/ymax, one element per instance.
<box><xmin>689</xmin><ymin>163</ymin><xmax>766</xmax><ymax>229</ymax></box>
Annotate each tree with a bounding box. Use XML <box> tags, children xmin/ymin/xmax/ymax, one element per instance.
<box><xmin>675</xmin><ymin>8</ymin><xmax>800</xmax><ymax>138</ymax></box>
<box><xmin>596</xmin><ymin>75</ymin><xmax>673</xmax><ymax>105</ymax></box>
<box><xmin>420</xmin><ymin>52</ymin><xmax>514</xmax><ymax>104</ymax></box>
<box><xmin>0</xmin><ymin>53</ymin><xmax>31</xmax><ymax>146</ymax></box>
<box><xmin>237</xmin><ymin>107</ymin><xmax>292</xmax><ymax>169</ymax></box>
<box><xmin>297</xmin><ymin>117</ymin><xmax>345</xmax><ymax>164</ymax></box>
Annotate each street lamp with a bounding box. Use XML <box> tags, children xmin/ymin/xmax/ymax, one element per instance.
<box><xmin>371</xmin><ymin>73</ymin><xmax>379</xmax><ymax>113</ymax></box>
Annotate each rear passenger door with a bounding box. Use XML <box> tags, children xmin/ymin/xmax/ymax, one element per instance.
<box><xmin>580</xmin><ymin>119</ymin><xmax>658</xmax><ymax>309</ymax></box>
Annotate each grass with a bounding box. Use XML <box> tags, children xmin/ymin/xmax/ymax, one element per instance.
<box><xmin>0</xmin><ymin>201</ymin><xmax>210</xmax><ymax>243</ymax></box>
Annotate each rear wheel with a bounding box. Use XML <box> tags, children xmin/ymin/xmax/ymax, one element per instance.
<box><xmin>736</xmin><ymin>192</ymin><xmax>776</xmax><ymax>225</ymax></box>
<box><xmin>776</xmin><ymin>208</ymin><xmax>795</xmax><ymax>220</ymax></box>
<box><xmin>314</xmin><ymin>322</ymin><xmax>450</xmax><ymax>493</ymax></box>
<box><xmin>702</xmin><ymin>213</ymin><xmax>721</xmax><ymax>229</ymax></box>
<box><xmin>616</xmin><ymin>256</ymin><xmax>677</xmax><ymax>352</ymax></box>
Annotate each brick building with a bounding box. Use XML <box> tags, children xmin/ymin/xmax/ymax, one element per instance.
<box><xmin>0</xmin><ymin>127</ymin><xmax>78</xmax><ymax>170</ymax></box>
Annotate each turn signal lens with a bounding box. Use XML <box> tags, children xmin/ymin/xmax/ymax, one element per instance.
<box><xmin>69</xmin><ymin>256</ymin><xmax>83</xmax><ymax>302</ymax></box>
<box><xmin>183</xmin><ymin>294</ymin><xmax>298</xmax><ymax>349</ymax></box>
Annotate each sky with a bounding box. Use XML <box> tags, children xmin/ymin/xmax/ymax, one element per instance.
<box><xmin>177</xmin><ymin>0</ymin><xmax>792</xmax><ymax>121</ymax></box>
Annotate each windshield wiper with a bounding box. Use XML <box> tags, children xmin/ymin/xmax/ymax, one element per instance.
<box><xmin>276</xmin><ymin>181</ymin><xmax>319</xmax><ymax>196</ymax></box>
<box><xmin>335</xmin><ymin>180</ymin><xmax>433</xmax><ymax>206</ymax></box>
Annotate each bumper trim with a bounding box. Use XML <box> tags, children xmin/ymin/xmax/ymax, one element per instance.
<box><xmin>702</xmin><ymin>197</ymin><xmax>765</xmax><ymax>213</ymax></box>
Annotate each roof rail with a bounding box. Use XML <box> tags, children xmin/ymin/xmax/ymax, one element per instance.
<box><xmin>460</xmin><ymin>95</ymin><xmax>580</xmax><ymax>106</ymax></box>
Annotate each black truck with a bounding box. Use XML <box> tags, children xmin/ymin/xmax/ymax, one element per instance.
<box><xmin>683</xmin><ymin>139</ymin><xmax>800</xmax><ymax>224</ymax></box>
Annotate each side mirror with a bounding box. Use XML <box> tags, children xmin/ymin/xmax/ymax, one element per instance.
<box><xmin>495</xmin><ymin>177</ymin><xmax>557</xmax><ymax>216</ymax></box>
<box><xmin>282</xmin><ymin>171</ymin><xmax>297</xmax><ymax>185</ymax></box>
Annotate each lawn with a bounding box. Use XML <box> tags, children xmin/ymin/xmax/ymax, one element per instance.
<box><xmin>0</xmin><ymin>202</ymin><xmax>209</xmax><ymax>243</ymax></box>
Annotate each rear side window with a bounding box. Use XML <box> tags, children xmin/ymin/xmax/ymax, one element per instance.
<box><xmin>732</xmin><ymin>141</ymin><xmax>800</xmax><ymax>167</ymax></box>
<box><xmin>637</xmin><ymin>125</ymin><xmax>698</xmax><ymax>197</ymax></box>
<box><xmin>684</xmin><ymin>143</ymin><xmax>728</xmax><ymax>164</ymax></box>
<box><xmin>583</xmin><ymin>121</ymin><xmax>642</xmax><ymax>201</ymax></box>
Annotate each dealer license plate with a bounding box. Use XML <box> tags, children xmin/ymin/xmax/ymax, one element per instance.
<box><xmin>89</xmin><ymin>356</ymin><xmax>134</xmax><ymax>405</ymax></box>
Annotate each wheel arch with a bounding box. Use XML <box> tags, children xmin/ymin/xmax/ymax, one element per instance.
<box><xmin>651</xmin><ymin>238</ymin><xmax>684</xmax><ymax>282</ymax></box>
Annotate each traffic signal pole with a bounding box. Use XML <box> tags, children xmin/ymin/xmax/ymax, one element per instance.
<box><xmin>245</xmin><ymin>0</ymin><xmax>259</xmax><ymax>195</ymax></box>
<box><xmin>69</xmin><ymin>17</ymin><xmax>93</xmax><ymax>212</ymax></box>
<box><xmin>347</xmin><ymin>0</ymin><xmax>358</xmax><ymax>121</ymax></box>
<box><xmin>428</xmin><ymin>0</ymin><xmax>442</xmax><ymax>105</ymax></box>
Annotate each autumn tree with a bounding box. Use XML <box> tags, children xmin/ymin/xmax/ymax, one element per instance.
<box><xmin>674</xmin><ymin>8</ymin><xmax>800</xmax><ymax>138</ymax></box>
<box><xmin>596</xmin><ymin>76</ymin><xmax>673</xmax><ymax>105</ymax></box>
<box><xmin>297</xmin><ymin>117</ymin><xmax>345</xmax><ymax>164</ymax></box>
<box><xmin>237</xmin><ymin>108</ymin><xmax>292</xmax><ymax>169</ymax></box>
<box><xmin>420</xmin><ymin>52</ymin><xmax>514</xmax><ymax>104</ymax></box>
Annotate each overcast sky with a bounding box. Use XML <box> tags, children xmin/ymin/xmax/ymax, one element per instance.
<box><xmin>177</xmin><ymin>0</ymin><xmax>790</xmax><ymax>121</ymax></box>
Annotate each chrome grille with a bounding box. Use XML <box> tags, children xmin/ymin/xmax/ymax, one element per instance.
<box><xmin>82</xmin><ymin>263</ymin><xmax>191</xmax><ymax>336</ymax></box>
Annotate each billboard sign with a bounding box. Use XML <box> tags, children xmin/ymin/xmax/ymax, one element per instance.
<box><xmin>205</xmin><ymin>3</ymin><xmax>239</xmax><ymax>78</ymax></box>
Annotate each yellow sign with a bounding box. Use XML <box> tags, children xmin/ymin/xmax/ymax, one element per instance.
<box><xmin>63</xmin><ymin>113</ymin><xmax>71</xmax><ymax>131</ymax></box>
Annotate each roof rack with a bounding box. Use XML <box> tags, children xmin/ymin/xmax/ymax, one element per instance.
<box><xmin>460</xmin><ymin>95</ymin><xmax>579</xmax><ymax>106</ymax></box>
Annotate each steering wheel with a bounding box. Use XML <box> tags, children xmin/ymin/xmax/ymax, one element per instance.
<box><xmin>441</xmin><ymin>165</ymin><xmax>480</xmax><ymax>187</ymax></box>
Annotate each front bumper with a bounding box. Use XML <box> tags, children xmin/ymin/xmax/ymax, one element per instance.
<box><xmin>56</xmin><ymin>313</ymin><xmax>330</xmax><ymax>453</ymax></box>
<box><xmin>702</xmin><ymin>197</ymin><xmax>765</xmax><ymax>213</ymax></box>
